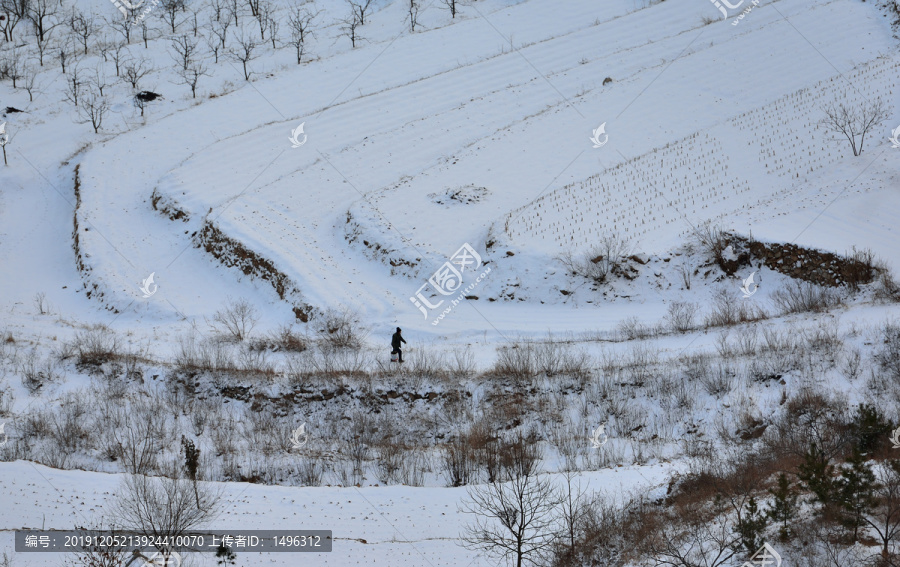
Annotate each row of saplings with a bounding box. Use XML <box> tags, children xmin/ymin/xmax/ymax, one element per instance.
<box><xmin>556</xmin><ymin>399</ymin><xmax>900</xmax><ymax>567</ymax></box>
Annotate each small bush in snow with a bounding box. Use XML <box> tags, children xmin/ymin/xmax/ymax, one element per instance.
<box><xmin>665</xmin><ymin>301</ymin><xmax>699</xmax><ymax>333</ymax></box>
<box><xmin>771</xmin><ymin>281</ymin><xmax>843</xmax><ymax>314</ymax></box>
<box><xmin>558</xmin><ymin>233</ymin><xmax>632</xmax><ymax>284</ymax></box>
<box><xmin>313</xmin><ymin>307</ymin><xmax>368</xmax><ymax>349</ymax></box>
<box><xmin>210</xmin><ymin>298</ymin><xmax>258</xmax><ymax>342</ymax></box>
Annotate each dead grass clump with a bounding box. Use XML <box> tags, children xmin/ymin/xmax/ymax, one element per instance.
<box><xmin>704</xmin><ymin>288</ymin><xmax>768</xmax><ymax>327</ymax></box>
<box><xmin>771</xmin><ymin>281</ymin><xmax>843</xmax><ymax>314</ymax></box>
<box><xmin>313</xmin><ymin>307</ymin><xmax>369</xmax><ymax>349</ymax></box>
<box><xmin>68</xmin><ymin>326</ymin><xmax>120</xmax><ymax>368</ymax></box>
<box><xmin>558</xmin><ymin>233</ymin><xmax>632</xmax><ymax>284</ymax></box>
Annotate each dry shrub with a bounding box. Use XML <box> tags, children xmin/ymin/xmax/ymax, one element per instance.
<box><xmin>442</xmin><ymin>434</ymin><xmax>477</xmax><ymax>487</ymax></box>
<box><xmin>69</xmin><ymin>326</ymin><xmax>120</xmax><ymax>368</ymax></box>
<box><xmin>693</xmin><ymin>221</ymin><xmax>730</xmax><ymax>266</ymax></box>
<box><xmin>762</xmin><ymin>388</ymin><xmax>850</xmax><ymax>461</ymax></box>
<box><xmin>558</xmin><ymin>233</ymin><xmax>631</xmax><ymax>284</ymax></box>
<box><xmin>616</xmin><ymin>316</ymin><xmax>656</xmax><ymax>341</ymax></box>
<box><xmin>296</xmin><ymin>456</ymin><xmax>324</xmax><ymax>486</ymax></box>
<box><xmin>492</xmin><ymin>342</ymin><xmax>537</xmax><ymax>383</ymax></box>
<box><xmin>313</xmin><ymin>307</ymin><xmax>368</xmax><ymax>349</ymax></box>
<box><xmin>665</xmin><ymin>301</ymin><xmax>699</xmax><ymax>333</ymax></box>
<box><xmin>174</xmin><ymin>334</ymin><xmax>235</xmax><ymax>374</ymax></box>
<box><xmin>114</xmin><ymin>399</ymin><xmax>170</xmax><ymax>474</ymax></box>
<box><xmin>771</xmin><ymin>281</ymin><xmax>843</xmax><ymax>314</ymax></box>
<box><xmin>844</xmin><ymin>246</ymin><xmax>879</xmax><ymax>290</ymax></box>
<box><xmin>448</xmin><ymin>346</ymin><xmax>476</xmax><ymax>379</ymax></box>
<box><xmin>874</xmin><ymin>321</ymin><xmax>900</xmax><ymax>383</ymax></box>
<box><xmin>262</xmin><ymin>324</ymin><xmax>308</xmax><ymax>352</ymax></box>
<box><xmin>704</xmin><ymin>288</ymin><xmax>767</xmax><ymax>327</ymax></box>
<box><xmin>18</xmin><ymin>349</ymin><xmax>62</xmax><ymax>393</ymax></box>
<box><xmin>210</xmin><ymin>298</ymin><xmax>258</xmax><ymax>341</ymax></box>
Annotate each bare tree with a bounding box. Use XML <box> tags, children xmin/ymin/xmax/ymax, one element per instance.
<box><xmin>821</xmin><ymin>97</ymin><xmax>889</xmax><ymax>156</ymax></box>
<box><xmin>461</xmin><ymin>457</ymin><xmax>561</xmax><ymax>567</ymax></box>
<box><xmin>0</xmin><ymin>0</ymin><xmax>28</xmax><ymax>42</ymax></box>
<box><xmin>266</xmin><ymin>11</ymin><xmax>278</xmax><ymax>49</ymax></box>
<box><xmin>90</xmin><ymin>62</ymin><xmax>111</xmax><ymax>96</ymax></box>
<box><xmin>58</xmin><ymin>38</ymin><xmax>74</xmax><ymax>72</ymax></box>
<box><xmin>177</xmin><ymin>57</ymin><xmax>208</xmax><ymax>98</ymax></box>
<box><xmin>210</xmin><ymin>297</ymin><xmax>258</xmax><ymax>340</ymax></box>
<box><xmin>255</xmin><ymin>0</ymin><xmax>272</xmax><ymax>40</ymax></box>
<box><xmin>1</xmin><ymin>46</ymin><xmax>23</xmax><ymax>88</ymax></box>
<box><xmin>27</xmin><ymin>0</ymin><xmax>61</xmax><ymax>42</ymax></box>
<box><xmin>339</xmin><ymin>10</ymin><xmax>363</xmax><ymax>48</ymax></box>
<box><xmin>641</xmin><ymin>498</ymin><xmax>741</xmax><ymax>567</ymax></box>
<box><xmin>864</xmin><ymin>460</ymin><xmax>900</xmax><ymax>556</ymax></box>
<box><xmin>68</xmin><ymin>8</ymin><xmax>98</xmax><ymax>55</ymax></box>
<box><xmin>133</xmin><ymin>92</ymin><xmax>149</xmax><ymax>117</ymax></box>
<box><xmin>460</xmin><ymin>440</ymin><xmax>562</xmax><ymax>567</ymax></box>
<box><xmin>169</xmin><ymin>33</ymin><xmax>198</xmax><ymax>71</ymax></box>
<box><xmin>111</xmin><ymin>474</ymin><xmax>221</xmax><ymax>564</ymax></box>
<box><xmin>139</xmin><ymin>19</ymin><xmax>155</xmax><ymax>49</ymax></box>
<box><xmin>64</xmin><ymin>58</ymin><xmax>85</xmax><ymax>106</ymax></box>
<box><xmin>107</xmin><ymin>40</ymin><xmax>128</xmax><ymax>76</ymax></box>
<box><xmin>228</xmin><ymin>27</ymin><xmax>258</xmax><ymax>80</ymax></box>
<box><xmin>227</xmin><ymin>0</ymin><xmax>242</xmax><ymax>26</ymax></box>
<box><xmin>207</xmin><ymin>10</ymin><xmax>232</xmax><ymax>51</ymax></box>
<box><xmin>203</xmin><ymin>27</ymin><xmax>222</xmax><ymax>63</ymax></box>
<box><xmin>187</xmin><ymin>4</ymin><xmax>201</xmax><ymax>36</ymax></box>
<box><xmin>557</xmin><ymin>471</ymin><xmax>591</xmax><ymax>563</ymax></box>
<box><xmin>22</xmin><ymin>61</ymin><xmax>39</xmax><ymax>101</ymax></box>
<box><xmin>408</xmin><ymin>0</ymin><xmax>420</xmax><ymax>32</ymax></box>
<box><xmin>33</xmin><ymin>23</ymin><xmax>55</xmax><ymax>66</ymax></box>
<box><xmin>107</xmin><ymin>13</ymin><xmax>132</xmax><ymax>44</ymax></box>
<box><xmin>77</xmin><ymin>87</ymin><xmax>110</xmax><ymax>133</ymax></box>
<box><xmin>209</xmin><ymin>0</ymin><xmax>227</xmax><ymax>21</ymax></box>
<box><xmin>158</xmin><ymin>0</ymin><xmax>185</xmax><ymax>34</ymax></box>
<box><xmin>121</xmin><ymin>55</ymin><xmax>153</xmax><ymax>90</ymax></box>
<box><xmin>286</xmin><ymin>2</ymin><xmax>318</xmax><ymax>64</ymax></box>
<box><xmin>442</xmin><ymin>0</ymin><xmax>460</xmax><ymax>18</ymax></box>
<box><xmin>0</xmin><ymin>122</ymin><xmax>9</xmax><ymax>166</ymax></box>
<box><xmin>347</xmin><ymin>0</ymin><xmax>374</xmax><ymax>25</ymax></box>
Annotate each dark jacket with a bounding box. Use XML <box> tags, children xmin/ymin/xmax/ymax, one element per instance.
<box><xmin>391</xmin><ymin>332</ymin><xmax>406</xmax><ymax>349</ymax></box>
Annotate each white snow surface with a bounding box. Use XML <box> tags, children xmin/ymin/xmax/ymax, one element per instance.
<box><xmin>2</xmin><ymin>0</ymin><xmax>900</xmax><ymax>563</ymax></box>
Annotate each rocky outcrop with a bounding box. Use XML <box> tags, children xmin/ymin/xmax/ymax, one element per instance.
<box><xmin>196</xmin><ymin>219</ymin><xmax>313</xmax><ymax>321</ymax></box>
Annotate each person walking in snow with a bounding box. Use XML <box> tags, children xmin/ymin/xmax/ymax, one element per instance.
<box><xmin>391</xmin><ymin>327</ymin><xmax>407</xmax><ymax>363</ymax></box>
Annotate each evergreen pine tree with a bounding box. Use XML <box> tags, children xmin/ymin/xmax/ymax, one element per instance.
<box><xmin>737</xmin><ymin>496</ymin><xmax>768</xmax><ymax>554</ymax></box>
<box><xmin>837</xmin><ymin>448</ymin><xmax>878</xmax><ymax>542</ymax></box>
<box><xmin>850</xmin><ymin>403</ymin><xmax>892</xmax><ymax>455</ymax></box>
<box><xmin>766</xmin><ymin>473</ymin><xmax>799</xmax><ymax>541</ymax></box>
<box><xmin>798</xmin><ymin>442</ymin><xmax>837</xmax><ymax>506</ymax></box>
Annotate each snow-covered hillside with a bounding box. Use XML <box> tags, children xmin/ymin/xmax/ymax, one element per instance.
<box><xmin>2</xmin><ymin>0</ymin><xmax>900</xmax><ymax>564</ymax></box>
